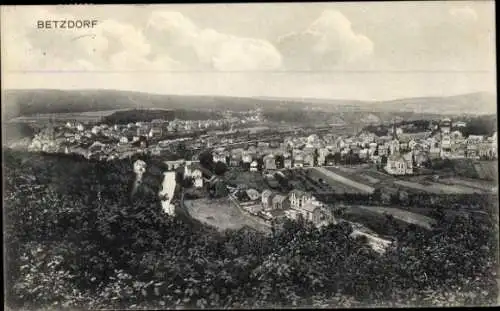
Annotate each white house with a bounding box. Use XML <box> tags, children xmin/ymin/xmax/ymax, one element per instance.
<box><xmin>192</xmin><ymin>169</ymin><xmax>203</xmax><ymax>188</ymax></box>
<box><xmin>250</xmin><ymin>160</ymin><xmax>259</xmax><ymax>172</ymax></box>
<box><xmin>289</xmin><ymin>190</ymin><xmax>314</xmax><ymax>209</ymax></box>
<box><xmin>385</xmin><ymin>152</ymin><xmax>413</xmax><ymax>175</ymax></box>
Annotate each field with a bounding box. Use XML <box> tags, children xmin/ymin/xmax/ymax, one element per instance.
<box><xmin>394</xmin><ymin>179</ymin><xmax>483</xmax><ymax>194</ymax></box>
<box><xmin>438</xmin><ymin>177</ymin><xmax>497</xmax><ymax>192</ymax></box>
<box><xmin>318</xmin><ymin>164</ymin><xmax>492</xmax><ymax>195</ymax></box>
<box><xmin>183</xmin><ymin>198</ymin><xmax>270</xmax><ymax>233</ymax></box>
<box><xmin>312</xmin><ymin>167</ymin><xmax>375</xmax><ymax>194</ymax></box>
<box><xmin>474</xmin><ymin>161</ymin><xmax>498</xmax><ymax>181</ymax></box>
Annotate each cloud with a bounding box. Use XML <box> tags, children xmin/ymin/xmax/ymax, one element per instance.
<box><xmin>144</xmin><ymin>11</ymin><xmax>282</xmax><ymax>71</ymax></box>
<box><xmin>276</xmin><ymin>10</ymin><xmax>373</xmax><ymax>70</ymax></box>
<box><xmin>3</xmin><ymin>8</ymin><xmax>281</xmax><ymax>72</ymax></box>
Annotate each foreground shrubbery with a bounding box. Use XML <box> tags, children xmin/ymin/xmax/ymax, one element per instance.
<box><xmin>3</xmin><ymin>150</ymin><xmax>499</xmax><ymax>309</ymax></box>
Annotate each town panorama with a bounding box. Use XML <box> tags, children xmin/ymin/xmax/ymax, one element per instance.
<box><xmin>2</xmin><ymin>2</ymin><xmax>498</xmax><ymax>310</ymax></box>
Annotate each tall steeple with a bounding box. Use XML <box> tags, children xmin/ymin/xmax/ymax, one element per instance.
<box><xmin>392</xmin><ymin>119</ymin><xmax>398</xmax><ymax>140</ymax></box>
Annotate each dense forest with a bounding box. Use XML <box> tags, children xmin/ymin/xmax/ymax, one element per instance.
<box><xmin>101</xmin><ymin>109</ymin><xmax>223</xmax><ymax>124</ymax></box>
<box><xmin>3</xmin><ymin>149</ymin><xmax>499</xmax><ymax>309</ymax></box>
<box><xmin>457</xmin><ymin>115</ymin><xmax>498</xmax><ymax>137</ymax></box>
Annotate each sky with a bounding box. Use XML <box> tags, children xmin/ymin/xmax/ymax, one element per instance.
<box><xmin>1</xmin><ymin>2</ymin><xmax>496</xmax><ymax>101</ymax></box>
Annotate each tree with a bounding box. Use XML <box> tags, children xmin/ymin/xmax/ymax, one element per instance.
<box><xmin>199</xmin><ymin>151</ymin><xmax>214</xmax><ymax>170</ymax></box>
<box><xmin>214</xmin><ymin>161</ymin><xmax>228</xmax><ymax>176</ymax></box>
<box><xmin>333</xmin><ymin>152</ymin><xmax>341</xmax><ymax>165</ymax></box>
<box><xmin>324</xmin><ymin>153</ymin><xmax>335</xmax><ymax>166</ymax></box>
<box><xmin>380</xmin><ymin>155</ymin><xmax>388</xmax><ymax>167</ymax></box>
<box><xmin>313</xmin><ymin>149</ymin><xmax>319</xmax><ymax>166</ymax></box>
<box><xmin>275</xmin><ymin>154</ymin><xmax>285</xmax><ymax>169</ymax></box>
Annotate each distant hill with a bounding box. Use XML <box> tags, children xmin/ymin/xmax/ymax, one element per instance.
<box><xmin>2</xmin><ymin>89</ymin><xmax>496</xmax><ymax>121</ymax></box>
<box><xmin>369</xmin><ymin>92</ymin><xmax>497</xmax><ymax>115</ymax></box>
<box><xmin>2</xmin><ymin>89</ymin><xmax>268</xmax><ymax>120</ymax></box>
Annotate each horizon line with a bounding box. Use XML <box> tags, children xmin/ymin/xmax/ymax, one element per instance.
<box><xmin>3</xmin><ymin>88</ymin><xmax>496</xmax><ymax>105</ymax></box>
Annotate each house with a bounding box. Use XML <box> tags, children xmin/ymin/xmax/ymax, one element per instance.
<box><xmin>385</xmin><ymin>153</ymin><xmax>413</xmax><ymax>175</ymax></box>
<box><xmin>467</xmin><ymin>135</ymin><xmax>484</xmax><ymax>144</ymax></box>
<box><xmin>466</xmin><ymin>144</ymin><xmax>479</xmax><ymax>159</ymax></box>
<box><xmin>478</xmin><ymin>142</ymin><xmax>493</xmax><ymax>158</ymax></box>
<box><xmin>88</xmin><ymin>141</ymin><xmax>105</xmax><ymax>154</ymax></box>
<box><xmin>250</xmin><ymin>160</ymin><xmax>259</xmax><ymax>172</ymax></box>
<box><xmin>359</xmin><ymin>148</ymin><xmax>369</xmax><ymax>160</ymax></box>
<box><xmin>149</xmin><ymin>127</ymin><xmax>162</xmax><ymax>138</ymax></box>
<box><xmin>388</xmin><ymin>139</ymin><xmax>400</xmax><ymax>155</ymax></box>
<box><xmin>230</xmin><ymin>154</ymin><xmax>241</xmax><ymax>167</ymax></box>
<box><xmin>304</xmin><ymin>153</ymin><xmax>315</xmax><ymax>167</ymax></box>
<box><xmin>261</xmin><ymin>190</ymin><xmax>275</xmax><ymax>210</ymax></box>
<box><xmin>398</xmin><ymin>136</ymin><xmax>411</xmax><ymax>151</ymax></box>
<box><xmin>317</xmin><ymin>155</ymin><xmax>326</xmax><ymax>166</ymax></box>
<box><xmin>192</xmin><ymin>169</ymin><xmax>203</xmax><ymax>188</ymax></box>
<box><xmin>119</xmin><ymin>136</ymin><xmax>129</xmax><ymax>144</ymax></box>
<box><xmin>165</xmin><ymin>159</ymin><xmax>185</xmax><ymax>171</ymax></box>
<box><xmin>289</xmin><ymin>190</ymin><xmax>313</xmax><ymax>209</ymax></box>
<box><xmin>293</xmin><ymin>154</ymin><xmax>304</xmax><ymax>168</ymax></box>
<box><xmin>246</xmin><ymin>189</ymin><xmax>260</xmax><ymax>201</ymax></box>
<box><xmin>377</xmin><ymin>144</ymin><xmax>388</xmax><ymax>156</ymax></box>
<box><xmin>272</xmin><ymin>194</ymin><xmax>290</xmax><ymax>210</ymax></box>
<box><xmin>213</xmin><ymin>152</ymin><xmax>227</xmax><ymax>164</ymax></box>
<box><xmin>413</xmin><ymin>150</ymin><xmax>429</xmax><ymax>167</ymax></box>
<box><xmin>450</xmin><ymin>143</ymin><xmax>466</xmax><ymax>159</ymax></box>
<box><xmin>263</xmin><ymin>154</ymin><xmax>277</xmax><ymax>170</ymax></box>
<box><xmin>299</xmin><ymin>203</ymin><xmax>324</xmax><ymax>224</ymax></box>
<box><xmin>242</xmin><ymin>153</ymin><xmax>253</xmax><ymax>164</ymax></box>
<box><xmin>429</xmin><ymin>141</ymin><xmax>441</xmax><ymax>159</ymax></box>
<box><xmin>440</xmin><ymin>118</ymin><xmax>451</xmax><ymax>134</ymax></box>
<box><xmin>441</xmin><ymin>135</ymin><xmax>451</xmax><ymax>149</ymax></box>
<box><xmin>284</xmin><ymin>158</ymin><xmax>293</xmax><ymax>169</ymax></box>
<box><xmin>318</xmin><ymin>147</ymin><xmax>329</xmax><ymax>157</ymax></box>
<box><xmin>76</xmin><ymin>123</ymin><xmax>85</xmax><ymax>132</ymax></box>
<box><xmin>184</xmin><ymin>162</ymin><xmax>203</xmax><ymax>188</ymax></box>
<box><xmin>491</xmin><ymin>132</ymin><xmax>498</xmax><ymax>158</ymax></box>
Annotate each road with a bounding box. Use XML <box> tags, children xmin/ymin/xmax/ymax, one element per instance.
<box><xmin>159</xmin><ymin>171</ymin><xmax>177</xmax><ymax>215</ymax></box>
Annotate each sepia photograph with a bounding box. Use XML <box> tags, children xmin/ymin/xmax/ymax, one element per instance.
<box><xmin>1</xmin><ymin>1</ymin><xmax>498</xmax><ymax>309</ymax></box>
